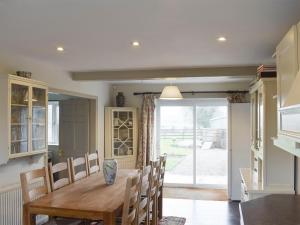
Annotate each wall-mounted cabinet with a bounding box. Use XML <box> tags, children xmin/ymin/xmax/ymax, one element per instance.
<box><xmin>274</xmin><ymin>22</ymin><xmax>300</xmax><ymax>153</ymax></box>
<box><xmin>276</xmin><ymin>25</ymin><xmax>298</xmax><ymax>109</ymax></box>
<box><xmin>105</xmin><ymin>107</ymin><xmax>137</xmax><ymax>169</ymax></box>
<box><xmin>240</xmin><ymin>78</ymin><xmax>294</xmax><ymax>202</ymax></box>
<box><xmin>298</xmin><ymin>21</ymin><xmax>300</xmax><ymax>71</ymax></box>
<box><xmin>0</xmin><ymin>75</ymin><xmax>48</xmax><ymax>165</ymax></box>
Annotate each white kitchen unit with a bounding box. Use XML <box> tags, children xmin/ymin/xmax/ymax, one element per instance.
<box><xmin>240</xmin><ymin>168</ymin><xmax>293</xmax><ymax>202</ymax></box>
<box><xmin>230</xmin><ymin>103</ymin><xmax>251</xmax><ymax>201</ymax></box>
<box><xmin>104</xmin><ymin>107</ymin><xmax>137</xmax><ymax>169</ymax></box>
<box><xmin>240</xmin><ymin>78</ymin><xmax>294</xmax><ymax>202</ymax></box>
<box><xmin>273</xmin><ymin>21</ymin><xmax>300</xmax><ymax>156</ymax></box>
<box><xmin>0</xmin><ymin>74</ymin><xmax>48</xmax><ymax>165</ymax></box>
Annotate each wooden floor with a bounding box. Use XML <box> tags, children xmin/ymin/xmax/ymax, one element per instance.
<box><xmin>163</xmin><ymin>198</ymin><xmax>240</xmax><ymax>225</ymax></box>
<box><xmin>163</xmin><ymin>187</ymin><xmax>228</xmax><ymax>201</ymax></box>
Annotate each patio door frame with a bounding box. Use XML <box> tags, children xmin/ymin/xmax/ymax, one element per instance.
<box><xmin>156</xmin><ymin>98</ymin><xmax>230</xmax><ymax>189</ymax></box>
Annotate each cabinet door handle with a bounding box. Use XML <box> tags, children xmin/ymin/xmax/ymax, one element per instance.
<box><xmin>254</xmin><ymin>158</ymin><xmax>258</xmax><ymax>162</ymax></box>
<box><xmin>254</xmin><ymin>168</ymin><xmax>258</xmax><ymax>172</ymax></box>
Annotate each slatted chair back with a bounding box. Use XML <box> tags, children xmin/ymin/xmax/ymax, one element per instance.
<box><xmin>69</xmin><ymin>156</ymin><xmax>88</xmax><ymax>182</ymax></box>
<box><xmin>86</xmin><ymin>151</ymin><xmax>101</xmax><ymax>175</ymax></box>
<box><xmin>149</xmin><ymin>161</ymin><xmax>161</xmax><ymax>225</ymax></box>
<box><xmin>121</xmin><ymin>172</ymin><xmax>142</xmax><ymax>225</ymax></box>
<box><xmin>138</xmin><ymin>165</ymin><xmax>152</xmax><ymax>225</ymax></box>
<box><xmin>158</xmin><ymin>154</ymin><xmax>167</xmax><ymax>191</ymax></box>
<box><xmin>20</xmin><ymin>167</ymin><xmax>51</xmax><ymax>204</ymax></box>
<box><xmin>48</xmin><ymin>162</ymin><xmax>71</xmax><ymax>191</ymax></box>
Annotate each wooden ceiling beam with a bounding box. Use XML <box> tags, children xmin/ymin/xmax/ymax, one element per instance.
<box><xmin>71</xmin><ymin>66</ymin><xmax>257</xmax><ymax>81</ymax></box>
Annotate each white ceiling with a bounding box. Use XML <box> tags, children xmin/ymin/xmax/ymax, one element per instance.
<box><xmin>0</xmin><ymin>0</ymin><xmax>300</xmax><ymax>71</ymax></box>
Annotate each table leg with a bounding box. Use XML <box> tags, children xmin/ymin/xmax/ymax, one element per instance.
<box><xmin>103</xmin><ymin>212</ymin><xmax>116</xmax><ymax>225</ymax></box>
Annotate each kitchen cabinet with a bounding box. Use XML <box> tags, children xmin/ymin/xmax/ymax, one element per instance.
<box><xmin>274</xmin><ymin>22</ymin><xmax>300</xmax><ymax>153</ymax></box>
<box><xmin>105</xmin><ymin>107</ymin><xmax>137</xmax><ymax>169</ymax></box>
<box><xmin>0</xmin><ymin>74</ymin><xmax>48</xmax><ymax>164</ymax></box>
<box><xmin>240</xmin><ymin>78</ymin><xmax>294</xmax><ymax>201</ymax></box>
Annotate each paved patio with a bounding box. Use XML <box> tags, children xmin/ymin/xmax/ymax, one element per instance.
<box><xmin>165</xmin><ymin>148</ymin><xmax>228</xmax><ymax>186</ymax></box>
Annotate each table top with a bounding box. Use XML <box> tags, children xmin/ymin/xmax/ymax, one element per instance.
<box><xmin>240</xmin><ymin>194</ymin><xmax>300</xmax><ymax>225</ymax></box>
<box><xmin>29</xmin><ymin>169</ymin><xmax>137</xmax><ymax>215</ymax></box>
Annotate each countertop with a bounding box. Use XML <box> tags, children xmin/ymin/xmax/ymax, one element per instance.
<box><xmin>240</xmin><ymin>168</ymin><xmax>294</xmax><ymax>194</ymax></box>
<box><xmin>240</xmin><ymin>194</ymin><xmax>300</xmax><ymax>225</ymax></box>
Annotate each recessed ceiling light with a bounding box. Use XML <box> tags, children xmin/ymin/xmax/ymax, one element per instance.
<box><xmin>56</xmin><ymin>46</ymin><xmax>64</xmax><ymax>52</ymax></box>
<box><xmin>132</xmin><ymin>41</ymin><xmax>140</xmax><ymax>47</ymax></box>
<box><xmin>217</xmin><ymin>36</ymin><xmax>227</xmax><ymax>42</ymax></box>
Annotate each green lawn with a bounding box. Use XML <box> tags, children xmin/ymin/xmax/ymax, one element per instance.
<box><xmin>160</xmin><ymin>138</ymin><xmax>192</xmax><ymax>171</ymax></box>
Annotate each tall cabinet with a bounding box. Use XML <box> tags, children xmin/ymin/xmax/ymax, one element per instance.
<box><xmin>105</xmin><ymin>107</ymin><xmax>137</xmax><ymax>169</ymax></box>
<box><xmin>240</xmin><ymin>78</ymin><xmax>294</xmax><ymax>202</ymax></box>
<box><xmin>0</xmin><ymin>75</ymin><xmax>48</xmax><ymax>165</ymax></box>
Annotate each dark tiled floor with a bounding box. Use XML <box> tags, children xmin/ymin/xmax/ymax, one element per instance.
<box><xmin>163</xmin><ymin>198</ymin><xmax>240</xmax><ymax>225</ymax></box>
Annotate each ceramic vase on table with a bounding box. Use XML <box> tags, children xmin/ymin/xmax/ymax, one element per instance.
<box><xmin>103</xmin><ymin>159</ymin><xmax>118</xmax><ymax>185</ymax></box>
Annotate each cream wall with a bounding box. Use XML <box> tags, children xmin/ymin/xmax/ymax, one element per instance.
<box><xmin>0</xmin><ymin>54</ymin><xmax>111</xmax><ymax>189</ymax></box>
<box><xmin>111</xmin><ymin>81</ymin><xmax>250</xmax><ymax>108</ymax></box>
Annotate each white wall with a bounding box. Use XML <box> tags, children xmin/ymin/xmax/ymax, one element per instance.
<box><xmin>111</xmin><ymin>82</ymin><xmax>250</xmax><ymax>108</ymax></box>
<box><xmin>0</xmin><ymin>54</ymin><xmax>111</xmax><ymax>189</ymax></box>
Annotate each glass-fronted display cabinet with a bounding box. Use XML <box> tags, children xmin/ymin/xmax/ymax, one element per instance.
<box><xmin>8</xmin><ymin>75</ymin><xmax>48</xmax><ymax>159</ymax></box>
<box><xmin>105</xmin><ymin>107</ymin><xmax>137</xmax><ymax>168</ymax></box>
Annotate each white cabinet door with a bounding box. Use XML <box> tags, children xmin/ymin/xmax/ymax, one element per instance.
<box><xmin>298</xmin><ymin>22</ymin><xmax>300</xmax><ymax>68</ymax></box>
<box><xmin>250</xmin><ymin>92</ymin><xmax>257</xmax><ymax>150</ymax></box>
<box><xmin>230</xmin><ymin>103</ymin><xmax>251</xmax><ymax>201</ymax></box>
<box><xmin>276</xmin><ymin>25</ymin><xmax>298</xmax><ymax>109</ymax></box>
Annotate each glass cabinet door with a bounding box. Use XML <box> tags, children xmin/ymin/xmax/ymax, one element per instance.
<box><xmin>32</xmin><ymin>87</ymin><xmax>47</xmax><ymax>151</ymax></box>
<box><xmin>112</xmin><ymin>110</ymin><xmax>134</xmax><ymax>157</ymax></box>
<box><xmin>257</xmin><ymin>90</ymin><xmax>264</xmax><ymax>150</ymax></box>
<box><xmin>250</xmin><ymin>92</ymin><xmax>258</xmax><ymax>150</ymax></box>
<box><xmin>10</xmin><ymin>83</ymin><xmax>29</xmax><ymax>154</ymax></box>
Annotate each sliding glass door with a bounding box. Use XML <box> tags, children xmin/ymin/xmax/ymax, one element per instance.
<box><xmin>156</xmin><ymin>99</ymin><xmax>228</xmax><ymax>188</ymax></box>
<box><xmin>158</xmin><ymin>105</ymin><xmax>194</xmax><ymax>184</ymax></box>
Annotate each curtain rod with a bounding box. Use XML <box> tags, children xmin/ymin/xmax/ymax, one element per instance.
<box><xmin>133</xmin><ymin>90</ymin><xmax>249</xmax><ymax>96</ymax></box>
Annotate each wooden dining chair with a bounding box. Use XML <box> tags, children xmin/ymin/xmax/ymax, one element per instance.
<box><xmin>137</xmin><ymin>165</ymin><xmax>152</xmax><ymax>225</ymax></box>
<box><xmin>157</xmin><ymin>154</ymin><xmax>167</xmax><ymax>219</ymax></box>
<box><xmin>48</xmin><ymin>161</ymin><xmax>71</xmax><ymax>191</ymax></box>
<box><xmin>121</xmin><ymin>172</ymin><xmax>142</xmax><ymax>225</ymax></box>
<box><xmin>20</xmin><ymin>167</ymin><xmax>51</xmax><ymax>205</ymax></box>
<box><xmin>86</xmin><ymin>151</ymin><xmax>101</xmax><ymax>175</ymax></box>
<box><xmin>148</xmin><ymin>161</ymin><xmax>161</xmax><ymax>225</ymax></box>
<box><xmin>20</xmin><ymin>167</ymin><xmax>83</xmax><ymax>225</ymax></box>
<box><xmin>69</xmin><ymin>156</ymin><xmax>88</xmax><ymax>182</ymax></box>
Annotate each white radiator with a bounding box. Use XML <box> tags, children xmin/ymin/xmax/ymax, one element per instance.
<box><xmin>0</xmin><ymin>183</ymin><xmax>46</xmax><ymax>225</ymax></box>
<box><xmin>0</xmin><ymin>185</ymin><xmax>22</xmax><ymax>225</ymax></box>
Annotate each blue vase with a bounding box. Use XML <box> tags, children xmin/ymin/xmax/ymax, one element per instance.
<box><xmin>103</xmin><ymin>159</ymin><xmax>118</xmax><ymax>185</ymax></box>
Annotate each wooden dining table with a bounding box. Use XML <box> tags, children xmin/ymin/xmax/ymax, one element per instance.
<box><xmin>23</xmin><ymin>169</ymin><xmax>138</xmax><ymax>225</ymax></box>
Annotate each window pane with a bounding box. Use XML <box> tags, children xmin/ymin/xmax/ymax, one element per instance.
<box><xmin>159</xmin><ymin>106</ymin><xmax>193</xmax><ymax>184</ymax></box>
<box><xmin>48</xmin><ymin>101</ymin><xmax>59</xmax><ymax>145</ymax></box>
<box><xmin>196</xmin><ymin>106</ymin><xmax>228</xmax><ymax>187</ymax></box>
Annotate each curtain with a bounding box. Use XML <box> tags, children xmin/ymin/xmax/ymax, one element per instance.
<box><xmin>227</xmin><ymin>93</ymin><xmax>249</xmax><ymax>103</ymax></box>
<box><xmin>136</xmin><ymin>94</ymin><xmax>156</xmax><ymax>168</ymax></box>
